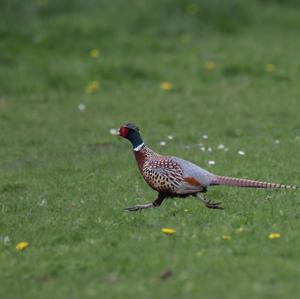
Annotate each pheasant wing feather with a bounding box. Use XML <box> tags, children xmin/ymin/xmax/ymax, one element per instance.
<box><xmin>143</xmin><ymin>157</ymin><xmax>215</xmax><ymax>195</ymax></box>
<box><xmin>171</xmin><ymin>157</ymin><xmax>216</xmax><ymax>188</ymax></box>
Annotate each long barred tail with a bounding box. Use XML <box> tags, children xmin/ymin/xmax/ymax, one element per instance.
<box><xmin>212</xmin><ymin>175</ymin><xmax>298</xmax><ymax>190</ymax></box>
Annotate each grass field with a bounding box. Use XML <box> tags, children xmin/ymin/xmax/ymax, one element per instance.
<box><xmin>1</xmin><ymin>0</ymin><xmax>300</xmax><ymax>298</ymax></box>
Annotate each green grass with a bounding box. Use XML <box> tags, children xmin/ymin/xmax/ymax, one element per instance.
<box><xmin>1</xmin><ymin>0</ymin><xmax>300</xmax><ymax>298</ymax></box>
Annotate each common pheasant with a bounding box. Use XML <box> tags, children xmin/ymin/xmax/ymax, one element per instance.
<box><xmin>117</xmin><ymin>123</ymin><xmax>298</xmax><ymax>211</ymax></box>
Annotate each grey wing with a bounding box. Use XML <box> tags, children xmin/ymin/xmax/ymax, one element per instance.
<box><xmin>171</xmin><ymin>156</ymin><xmax>216</xmax><ymax>188</ymax></box>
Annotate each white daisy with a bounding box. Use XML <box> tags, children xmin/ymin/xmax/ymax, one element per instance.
<box><xmin>78</xmin><ymin>103</ymin><xmax>86</xmax><ymax>111</ymax></box>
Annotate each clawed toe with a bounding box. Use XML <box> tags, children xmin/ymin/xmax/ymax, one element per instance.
<box><xmin>124</xmin><ymin>203</ymin><xmax>154</xmax><ymax>212</ymax></box>
<box><xmin>124</xmin><ymin>206</ymin><xmax>142</xmax><ymax>212</ymax></box>
<box><xmin>205</xmin><ymin>201</ymin><xmax>224</xmax><ymax>210</ymax></box>
<box><xmin>196</xmin><ymin>194</ymin><xmax>224</xmax><ymax>210</ymax></box>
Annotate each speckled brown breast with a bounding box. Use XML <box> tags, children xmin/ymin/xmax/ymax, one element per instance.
<box><xmin>142</xmin><ymin>158</ymin><xmax>184</xmax><ymax>194</ymax></box>
<box><xmin>133</xmin><ymin>146</ymin><xmax>184</xmax><ymax>194</ymax></box>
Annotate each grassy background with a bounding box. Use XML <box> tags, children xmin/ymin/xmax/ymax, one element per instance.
<box><xmin>1</xmin><ymin>0</ymin><xmax>300</xmax><ymax>298</ymax></box>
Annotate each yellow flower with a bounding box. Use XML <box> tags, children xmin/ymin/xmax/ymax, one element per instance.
<box><xmin>204</xmin><ymin>62</ymin><xmax>216</xmax><ymax>71</ymax></box>
<box><xmin>268</xmin><ymin>233</ymin><xmax>281</xmax><ymax>239</ymax></box>
<box><xmin>85</xmin><ymin>80</ymin><xmax>100</xmax><ymax>94</ymax></box>
<box><xmin>89</xmin><ymin>49</ymin><xmax>99</xmax><ymax>58</ymax></box>
<box><xmin>222</xmin><ymin>234</ymin><xmax>231</xmax><ymax>241</ymax></box>
<box><xmin>265</xmin><ymin>64</ymin><xmax>276</xmax><ymax>72</ymax></box>
<box><xmin>16</xmin><ymin>241</ymin><xmax>29</xmax><ymax>251</ymax></box>
<box><xmin>160</xmin><ymin>82</ymin><xmax>173</xmax><ymax>91</ymax></box>
<box><xmin>184</xmin><ymin>209</ymin><xmax>189</xmax><ymax>212</ymax></box>
<box><xmin>161</xmin><ymin>228</ymin><xmax>176</xmax><ymax>235</ymax></box>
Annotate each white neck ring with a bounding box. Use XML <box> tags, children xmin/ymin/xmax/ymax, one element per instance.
<box><xmin>133</xmin><ymin>143</ymin><xmax>144</xmax><ymax>152</ymax></box>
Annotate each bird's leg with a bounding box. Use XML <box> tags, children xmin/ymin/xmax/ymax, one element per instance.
<box><xmin>124</xmin><ymin>202</ymin><xmax>153</xmax><ymax>212</ymax></box>
<box><xmin>195</xmin><ymin>193</ymin><xmax>224</xmax><ymax>210</ymax></box>
<box><xmin>125</xmin><ymin>193</ymin><xmax>166</xmax><ymax>212</ymax></box>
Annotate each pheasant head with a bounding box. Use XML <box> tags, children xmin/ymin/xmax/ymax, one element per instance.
<box><xmin>119</xmin><ymin>123</ymin><xmax>144</xmax><ymax>150</ymax></box>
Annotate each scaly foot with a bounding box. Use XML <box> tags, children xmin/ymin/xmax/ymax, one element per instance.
<box><xmin>124</xmin><ymin>203</ymin><xmax>154</xmax><ymax>212</ymax></box>
<box><xmin>204</xmin><ymin>200</ymin><xmax>224</xmax><ymax>210</ymax></box>
<box><xmin>196</xmin><ymin>194</ymin><xmax>224</xmax><ymax>210</ymax></box>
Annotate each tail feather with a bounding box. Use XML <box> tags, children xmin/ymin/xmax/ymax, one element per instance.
<box><xmin>212</xmin><ymin>175</ymin><xmax>298</xmax><ymax>190</ymax></box>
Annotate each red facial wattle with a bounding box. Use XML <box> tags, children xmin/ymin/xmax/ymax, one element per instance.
<box><xmin>119</xmin><ymin>127</ymin><xmax>129</xmax><ymax>138</ymax></box>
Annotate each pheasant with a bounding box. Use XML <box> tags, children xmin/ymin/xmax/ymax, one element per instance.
<box><xmin>117</xmin><ymin>123</ymin><xmax>298</xmax><ymax>211</ymax></box>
